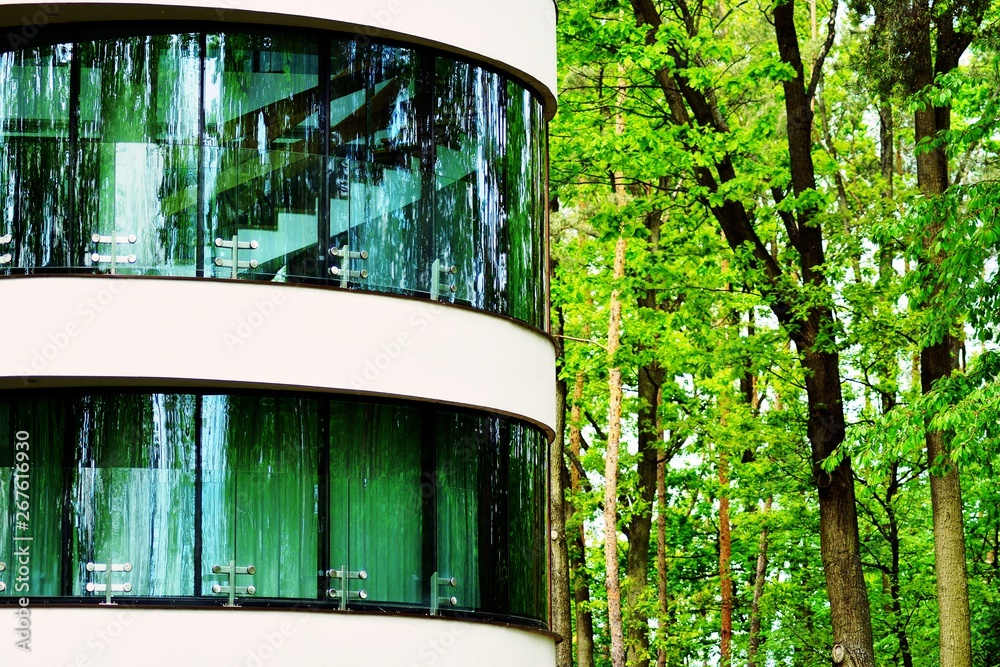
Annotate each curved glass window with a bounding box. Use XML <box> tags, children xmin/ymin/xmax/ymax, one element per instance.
<box><xmin>0</xmin><ymin>26</ymin><xmax>547</xmax><ymax>329</ymax></box>
<box><xmin>0</xmin><ymin>392</ymin><xmax>548</xmax><ymax>626</ymax></box>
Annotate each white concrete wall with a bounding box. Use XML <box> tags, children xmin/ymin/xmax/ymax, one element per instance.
<box><xmin>0</xmin><ymin>277</ymin><xmax>557</xmax><ymax>436</ymax></box>
<box><xmin>0</xmin><ymin>606</ymin><xmax>556</xmax><ymax>666</ymax></box>
<box><xmin>0</xmin><ymin>0</ymin><xmax>558</xmax><ymax>115</ymax></box>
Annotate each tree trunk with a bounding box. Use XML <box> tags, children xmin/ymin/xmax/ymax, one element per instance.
<box><xmin>626</xmin><ymin>1</ymin><xmax>877</xmax><ymax>662</ymax></box>
<box><xmin>624</xmin><ymin>362</ymin><xmax>662</xmax><ymax>667</ymax></box>
<box><xmin>604</xmin><ymin>233</ymin><xmax>628</xmax><ymax>667</ymax></box>
<box><xmin>550</xmin><ymin>307</ymin><xmax>573</xmax><ymax>667</ymax></box>
<box><xmin>922</xmin><ymin>344</ymin><xmax>971</xmax><ymax>667</ymax></box>
<box><xmin>774</xmin><ymin>5</ymin><xmax>875</xmax><ymax>664</ymax></box>
<box><xmin>625</xmin><ymin>203</ymin><xmax>667</xmax><ymax>667</ymax></box>
<box><xmin>718</xmin><ymin>450</ymin><xmax>732</xmax><ymax>667</ymax></box>
<box><xmin>884</xmin><ymin>462</ymin><xmax>914</xmax><ymax>667</ymax></box>
<box><xmin>909</xmin><ymin>5</ymin><xmax>976</xmax><ymax>665</ymax></box>
<box><xmin>747</xmin><ymin>498</ymin><xmax>772</xmax><ymax>667</ymax></box>
<box><xmin>656</xmin><ymin>453</ymin><xmax>668</xmax><ymax>667</ymax></box>
<box><xmin>569</xmin><ymin>371</ymin><xmax>595</xmax><ymax>667</ymax></box>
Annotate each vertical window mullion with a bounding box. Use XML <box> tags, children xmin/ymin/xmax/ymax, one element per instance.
<box><xmin>193</xmin><ymin>394</ymin><xmax>203</xmax><ymax>596</ymax></box>
<box><xmin>318</xmin><ymin>400</ymin><xmax>331</xmax><ymax>600</ymax></box>
<box><xmin>418</xmin><ymin>52</ymin><xmax>435</xmax><ymax>296</ymax></box>
<box><xmin>420</xmin><ymin>406</ymin><xmax>437</xmax><ymax>606</ymax></box>
<box><xmin>195</xmin><ymin>32</ymin><xmax>207</xmax><ymax>278</ymax></box>
<box><xmin>319</xmin><ymin>37</ymin><xmax>331</xmax><ymax>285</ymax></box>
<box><xmin>67</xmin><ymin>43</ymin><xmax>81</xmax><ymax>272</ymax></box>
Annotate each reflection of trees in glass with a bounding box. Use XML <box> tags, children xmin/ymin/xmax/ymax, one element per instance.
<box><xmin>507</xmin><ymin>85</ymin><xmax>544</xmax><ymax>328</ymax></box>
<box><xmin>0</xmin><ymin>397</ymin><xmax>68</xmax><ymax>595</ymax></box>
<box><xmin>78</xmin><ymin>35</ymin><xmax>201</xmax><ymax>275</ymax></box>
<box><xmin>200</xmin><ymin>395</ymin><xmax>318</xmax><ymax>599</ymax></box>
<box><xmin>0</xmin><ymin>46</ymin><xmax>73</xmax><ymax>272</ymax></box>
<box><xmin>70</xmin><ymin>394</ymin><xmax>197</xmax><ymax>597</ymax></box>
<box><xmin>330</xmin><ymin>402</ymin><xmax>424</xmax><ymax>604</ymax></box>
<box><xmin>436</xmin><ymin>412</ymin><xmax>483</xmax><ymax>610</ymax></box>
<box><xmin>342</xmin><ymin>45</ymin><xmax>430</xmax><ymax>296</ymax></box>
<box><xmin>0</xmin><ymin>394</ymin><xmax>548</xmax><ymax>621</ymax></box>
<box><xmin>433</xmin><ymin>61</ymin><xmax>507</xmax><ymax>312</ymax></box>
<box><xmin>0</xmin><ymin>29</ymin><xmax>546</xmax><ymax>325</ymax></box>
<box><xmin>508</xmin><ymin>422</ymin><xmax>547</xmax><ymax>618</ymax></box>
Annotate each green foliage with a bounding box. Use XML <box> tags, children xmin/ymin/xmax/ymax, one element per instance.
<box><xmin>552</xmin><ymin>0</ymin><xmax>1000</xmax><ymax>666</ymax></box>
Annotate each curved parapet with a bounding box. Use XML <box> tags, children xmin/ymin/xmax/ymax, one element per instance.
<box><xmin>0</xmin><ymin>277</ymin><xmax>557</xmax><ymax>435</ymax></box>
<box><xmin>0</xmin><ymin>0</ymin><xmax>557</xmax><ymax>114</ymax></box>
<box><xmin>0</xmin><ymin>609</ymin><xmax>557</xmax><ymax>665</ymax></box>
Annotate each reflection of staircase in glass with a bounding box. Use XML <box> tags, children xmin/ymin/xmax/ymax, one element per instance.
<box><xmin>113</xmin><ymin>66</ymin><xmax>480</xmax><ymax>283</ymax></box>
<box><xmin>243</xmin><ymin>213</ymin><xmax>316</xmax><ymax>277</ymax></box>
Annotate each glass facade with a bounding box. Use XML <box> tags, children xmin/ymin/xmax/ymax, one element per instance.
<box><xmin>0</xmin><ymin>393</ymin><xmax>548</xmax><ymax>626</ymax></box>
<box><xmin>0</xmin><ymin>26</ymin><xmax>547</xmax><ymax>329</ymax></box>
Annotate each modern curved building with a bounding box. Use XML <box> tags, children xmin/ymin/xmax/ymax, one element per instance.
<box><xmin>0</xmin><ymin>1</ymin><xmax>557</xmax><ymax>663</ymax></box>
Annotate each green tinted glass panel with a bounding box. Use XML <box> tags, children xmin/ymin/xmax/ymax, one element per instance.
<box><xmin>70</xmin><ymin>395</ymin><xmax>196</xmax><ymax>597</ymax></box>
<box><xmin>0</xmin><ymin>28</ymin><xmax>547</xmax><ymax>327</ymax></box>
<box><xmin>0</xmin><ymin>44</ymin><xmax>73</xmax><ymax>274</ymax></box>
<box><xmin>330</xmin><ymin>401</ymin><xmax>424</xmax><ymax>605</ymax></box>
<box><xmin>0</xmin><ymin>398</ymin><xmax>66</xmax><ymax>596</ymax></box>
<box><xmin>434</xmin><ymin>61</ymin><xmax>507</xmax><ymax>312</ymax></box>
<box><xmin>508</xmin><ymin>422</ymin><xmax>547</xmax><ymax>618</ymax></box>
<box><xmin>507</xmin><ymin>84</ymin><xmax>545</xmax><ymax>328</ymax></box>
<box><xmin>76</xmin><ymin>35</ymin><xmax>201</xmax><ymax>276</ymax></box>
<box><xmin>340</xmin><ymin>45</ymin><xmax>430</xmax><ymax>297</ymax></box>
<box><xmin>201</xmin><ymin>395</ymin><xmax>319</xmax><ymax>599</ymax></box>
<box><xmin>436</xmin><ymin>412</ymin><xmax>483</xmax><ymax>611</ymax></box>
<box><xmin>204</xmin><ymin>33</ymin><xmax>322</xmax><ymax>283</ymax></box>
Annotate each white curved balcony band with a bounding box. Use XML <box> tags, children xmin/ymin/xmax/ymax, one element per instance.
<box><xmin>0</xmin><ymin>608</ymin><xmax>556</xmax><ymax>665</ymax></box>
<box><xmin>0</xmin><ymin>0</ymin><xmax>558</xmax><ymax>115</ymax></box>
<box><xmin>0</xmin><ymin>277</ymin><xmax>557</xmax><ymax>436</ymax></box>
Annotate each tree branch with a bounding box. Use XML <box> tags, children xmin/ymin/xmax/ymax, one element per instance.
<box><xmin>806</xmin><ymin>0</ymin><xmax>839</xmax><ymax>101</ymax></box>
<box><xmin>585</xmin><ymin>409</ymin><xmax>609</xmax><ymax>443</ymax></box>
<box><xmin>771</xmin><ymin>186</ymin><xmax>800</xmax><ymax>251</ymax></box>
<box><xmin>564</xmin><ymin>448</ymin><xmax>593</xmax><ymax>493</ymax></box>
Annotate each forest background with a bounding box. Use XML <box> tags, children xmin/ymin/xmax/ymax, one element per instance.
<box><xmin>545</xmin><ymin>1</ymin><xmax>1000</xmax><ymax>667</ymax></box>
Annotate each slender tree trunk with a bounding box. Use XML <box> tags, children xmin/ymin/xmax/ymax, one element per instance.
<box><xmin>550</xmin><ymin>306</ymin><xmax>573</xmax><ymax>667</ymax></box>
<box><xmin>625</xmin><ymin>201</ymin><xmax>667</xmax><ymax>667</ymax></box>
<box><xmin>718</xmin><ymin>450</ymin><xmax>732</xmax><ymax>667</ymax></box>
<box><xmin>879</xmin><ymin>103</ymin><xmax>894</xmax><ymax>200</ymax></box>
<box><xmin>884</xmin><ymin>461</ymin><xmax>914</xmax><ymax>667</ymax></box>
<box><xmin>923</xmin><ymin>345</ymin><xmax>971</xmax><ymax>667</ymax></box>
<box><xmin>743</xmin><ymin>316</ymin><xmax>768</xmax><ymax>667</ymax></box>
<box><xmin>569</xmin><ymin>371</ymin><xmax>595</xmax><ymax>667</ymax></box>
<box><xmin>604</xmin><ymin>232</ymin><xmax>628</xmax><ymax>667</ymax></box>
<box><xmin>656</xmin><ymin>453</ymin><xmax>668</xmax><ymax>667</ymax></box>
<box><xmin>747</xmin><ymin>498</ymin><xmax>772</xmax><ymax>667</ymax></box>
<box><xmin>624</xmin><ymin>361</ymin><xmax>662</xmax><ymax>667</ymax></box>
<box><xmin>877</xmin><ymin>100</ymin><xmax>894</xmax><ymax>290</ymax></box>
<box><xmin>909</xmin><ymin>7</ymin><xmax>974</xmax><ymax>666</ymax></box>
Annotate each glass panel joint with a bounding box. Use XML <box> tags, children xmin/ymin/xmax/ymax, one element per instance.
<box><xmin>429</xmin><ymin>571</ymin><xmax>458</xmax><ymax>615</ymax></box>
<box><xmin>325</xmin><ymin>566</ymin><xmax>368</xmax><ymax>610</ymax></box>
<box><xmin>210</xmin><ymin>560</ymin><xmax>257</xmax><ymax>607</ymax></box>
